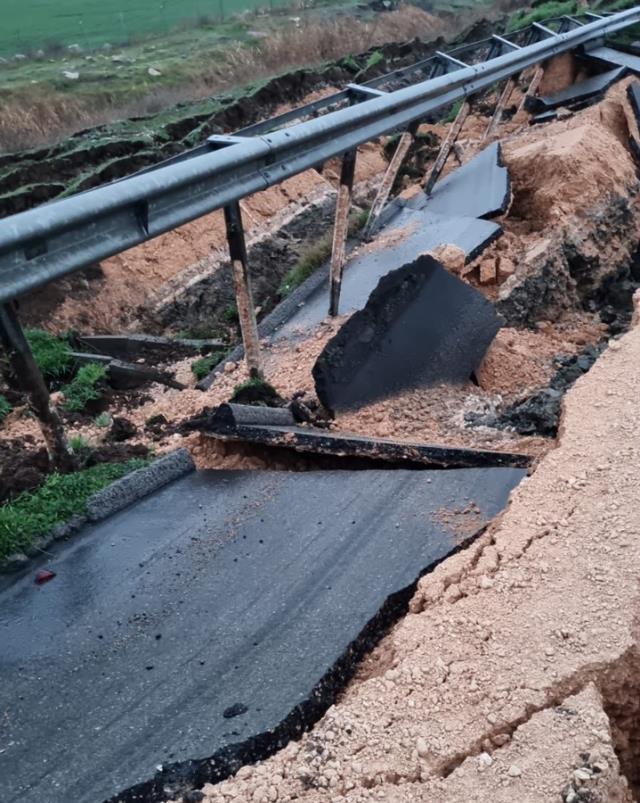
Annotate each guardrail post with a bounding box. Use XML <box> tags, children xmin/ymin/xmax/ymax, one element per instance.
<box><xmin>424</xmin><ymin>99</ymin><xmax>470</xmax><ymax>196</ymax></box>
<box><xmin>223</xmin><ymin>202</ymin><xmax>262</xmax><ymax>378</ymax></box>
<box><xmin>0</xmin><ymin>302</ymin><xmax>75</xmax><ymax>472</ymax></box>
<box><xmin>329</xmin><ymin>148</ymin><xmax>357</xmax><ymax>317</ymax></box>
<box><xmin>517</xmin><ymin>63</ymin><xmax>545</xmax><ymax>113</ymax></box>
<box><xmin>364</xmin><ymin>121</ymin><xmax>419</xmax><ymax>239</ymax></box>
<box><xmin>483</xmin><ymin>75</ymin><xmax>518</xmax><ymax>141</ymax></box>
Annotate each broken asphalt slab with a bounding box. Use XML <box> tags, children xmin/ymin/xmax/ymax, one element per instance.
<box><xmin>313</xmin><ymin>255</ymin><xmax>503</xmax><ymax>415</ymax></box>
<box><xmin>205</xmin><ymin>403</ymin><xmax>532</xmax><ymax>469</ymax></box>
<box><xmin>265</xmin><ymin>144</ymin><xmax>508</xmax><ymax>343</ymax></box>
<box><xmin>271</xmin><ymin>210</ymin><xmax>501</xmax><ymax>339</ymax></box>
<box><xmin>0</xmin><ymin>467</ymin><xmax>525</xmax><ymax>803</ymax></box>
<box><xmin>407</xmin><ymin>141</ymin><xmax>510</xmax><ymax>220</ymax></box>
<box><xmin>583</xmin><ymin>44</ymin><xmax>640</xmax><ymax>74</ymax></box>
<box><xmin>525</xmin><ymin>66</ymin><xmax>626</xmax><ymax>113</ymax></box>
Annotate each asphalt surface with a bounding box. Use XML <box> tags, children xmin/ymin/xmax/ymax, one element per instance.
<box><xmin>407</xmin><ymin>142</ymin><xmax>509</xmax><ymax>220</ymax></box>
<box><xmin>534</xmin><ymin>66</ymin><xmax>625</xmax><ymax>110</ymax></box>
<box><xmin>273</xmin><ymin>144</ymin><xmax>506</xmax><ymax>340</ymax></box>
<box><xmin>0</xmin><ymin>467</ymin><xmax>524</xmax><ymax>803</ymax></box>
<box><xmin>313</xmin><ymin>255</ymin><xmax>503</xmax><ymax>412</ymax></box>
<box><xmin>586</xmin><ymin>45</ymin><xmax>640</xmax><ymax>74</ymax></box>
<box><xmin>274</xmin><ymin>209</ymin><xmax>500</xmax><ymax>339</ymax></box>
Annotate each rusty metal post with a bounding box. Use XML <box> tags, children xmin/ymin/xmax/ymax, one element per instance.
<box><xmin>517</xmin><ymin>64</ymin><xmax>545</xmax><ymax>114</ymax></box>
<box><xmin>0</xmin><ymin>302</ymin><xmax>75</xmax><ymax>472</ymax></box>
<box><xmin>424</xmin><ymin>99</ymin><xmax>470</xmax><ymax>196</ymax></box>
<box><xmin>329</xmin><ymin>148</ymin><xmax>357</xmax><ymax>317</ymax></box>
<box><xmin>223</xmin><ymin>202</ymin><xmax>262</xmax><ymax>378</ymax></box>
<box><xmin>364</xmin><ymin>121</ymin><xmax>419</xmax><ymax>239</ymax></box>
<box><xmin>483</xmin><ymin>76</ymin><xmax>518</xmax><ymax>142</ymax></box>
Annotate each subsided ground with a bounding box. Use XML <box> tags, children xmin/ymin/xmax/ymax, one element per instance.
<box><xmin>166</xmin><ymin>298</ymin><xmax>640</xmax><ymax>802</ymax></box>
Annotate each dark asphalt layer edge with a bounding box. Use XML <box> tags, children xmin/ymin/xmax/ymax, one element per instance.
<box><xmin>104</xmin><ymin>522</ymin><xmax>493</xmax><ymax>803</ymax></box>
<box><xmin>0</xmin><ymin>449</ymin><xmax>195</xmax><ymax>575</ymax></box>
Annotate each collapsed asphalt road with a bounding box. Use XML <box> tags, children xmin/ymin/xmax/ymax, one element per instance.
<box><xmin>270</xmin><ymin>143</ymin><xmax>507</xmax><ymax>343</ymax></box>
<box><xmin>0</xmin><ymin>467</ymin><xmax>524</xmax><ymax>803</ymax></box>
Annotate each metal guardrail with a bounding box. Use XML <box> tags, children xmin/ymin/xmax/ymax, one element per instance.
<box><xmin>1</xmin><ymin>6</ymin><xmax>640</xmax><ymax>305</ymax></box>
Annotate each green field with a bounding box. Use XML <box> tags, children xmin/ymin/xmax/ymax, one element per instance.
<box><xmin>2</xmin><ymin>0</ymin><xmax>293</xmax><ymax>56</ymax></box>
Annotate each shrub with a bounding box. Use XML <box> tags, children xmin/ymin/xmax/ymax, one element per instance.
<box><xmin>0</xmin><ymin>459</ymin><xmax>148</xmax><ymax>561</ymax></box>
<box><xmin>25</xmin><ymin>329</ymin><xmax>72</xmax><ymax>381</ymax></box>
<box><xmin>61</xmin><ymin>363</ymin><xmax>107</xmax><ymax>413</ymax></box>
<box><xmin>0</xmin><ymin>394</ymin><xmax>11</xmax><ymax>423</ymax></box>
<box><xmin>191</xmin><ymin>351</ymin><xmax>226</xmax><ymax>381</ymax></box>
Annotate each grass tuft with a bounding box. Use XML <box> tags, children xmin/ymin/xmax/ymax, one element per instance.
<box><xmin>94</xmin><ymin>412</ymin><xmax>111</xmax><ymax>428</ymax></box>
<box><xmin>25</xmin><ymin>329</ymin><xmax>72</xmax><ymax>381</ymax></box>
<box><xmin>278</xmin><ymin>207</ymin><xmax>369</xmax><ymax>298</ymax></box>
<box><xmin>61</xmin><ymin>363</ymin><xmax>107</xmax><ymax>413</ymax></box>
<box><xmin>191</xmin><ymin>351</ymin><xmax>226</xmax><ymax>381</ymax></box>
<box><xmin>0</xmin><ymin>394</ymin><xmax>11</xmax><ymax>423</ymax></box>
<box><xmin>0</xmin><ymin>458</ymin><xmax>148</xmax><ymax>561</ymax></box>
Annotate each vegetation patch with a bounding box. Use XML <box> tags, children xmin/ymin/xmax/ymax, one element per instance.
<box><xmin>0</xmin><ymin>394</ymin><xmax>11</xmax><ymax>423</ymax></box>
<box><xmin>191</xmin><ymin>351</ymin><xmax>226</xmax><ymax>381</ymax></box>
<box><xmin>61</xmin><ymin>363</ymin><xmax>106</xmax><ymax>412</ymax></box>
<box><xmin>278</xmin><ymin>207</ymin><xmax>369</xmax><ymax>298</ymax></box>
<box><xmin>230</xmin><ymin>377</ymin><xmax>282</xmax><ymax>406</ymax></box>
<box><xmin>0</xmin><ymin>458</ymin><xmax>148</xmax><ymax>562</ymax></box>
<box><xmin>506</xmin><ymin>0</ymin><xmax>579</xmax><ymax>32</ymax></box>
<box><xmin>25</xmin><ymin>328</ymin><xmax>72</xmax><ymax>382</ymax></box>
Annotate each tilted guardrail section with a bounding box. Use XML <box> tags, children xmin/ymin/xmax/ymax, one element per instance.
<box><xmin>0</xmin><ymin>6</ymin><xmax>639</xmax><ymax>306</ymax></box>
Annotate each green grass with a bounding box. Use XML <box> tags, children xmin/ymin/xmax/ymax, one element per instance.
<box><xmin>94</xmin><ymin>412</ymin><xmax>112</xmax><ymax>428</ymax></box>
<box><xmin>230</xmin><ymin>376</ymin><xmax>279</xmax><ymax>403</ymax></box>
<box><xmin>25</xmin><ymin>328</ymin><xmax>72</xmax><ymax>382</ymax></box>
<box><xmin>278</xmin><ymin>207</ymin><xmax>369</xmax><ymax>297</ymax></box>
<box><xmin>0</xmin><ymin>394</ymin><xmax>11</xmax><ymax>423</ymax></box>
<box><xmin>506</xmin><ymin>0</ymin><xmax>580</xmax><ymax>32</ymax></box>
<box><xmin>0</xmin><ymin>0</ymin><xmax>293</xmax><ymax>57</ymax></box>
<box><xmin>443</xmin><ymin>98</ymin><xmax>463</xmax><ymax>124</ymax></box>
<box><xmin>0</xmin><ymin>458</ymin><xmax>148</xmax><ymax>561</ymax></box>
<box><xmin>61</xmin><ymin>363</ymin><xmax>106</xmax><ymax>412</ymax></box>
<box><xmin>191</xmin><ymin>351</ymin><xmax>226</xmax><ymax>380</ymax></box>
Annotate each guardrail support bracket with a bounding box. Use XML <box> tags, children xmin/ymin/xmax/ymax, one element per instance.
<box><xmin>329</xmin><ymin>148</ymin><xmax>357</xmax><ymax>317</ymax></box>
<box><xmin>224</xmin><ymin>202</ymin><xmax>262</xmax><ymax>378</ymax></box>
<box><xmin>0</xmin><ymin>302</ymin><xmax>75</xmax><ymax>472</ymax></box>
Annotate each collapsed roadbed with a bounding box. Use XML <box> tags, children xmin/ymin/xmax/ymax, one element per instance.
<box><xmin>3</xmin><ymin>21</ymin><xmax>640</xmax><ymax>803</ymax></box>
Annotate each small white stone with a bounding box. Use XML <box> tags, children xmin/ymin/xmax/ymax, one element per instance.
<box><xmin>507</xmin><ymin>764</ymin><xmax>522</xmax><ymax>777</ymax></box>
<box><xmin>148</xmin><ymin>66</ymin><xmax>162</xmax><ymax>77</ymax></box>
<box><xmin>574</xmin><ymin>768</ymin><xmax>592</xmax><ymax>782</ymax></box>
<box><xmin>478</xmin><ymin>752</ymin><xmax>493</xmax><ymax>768</ymax></box>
